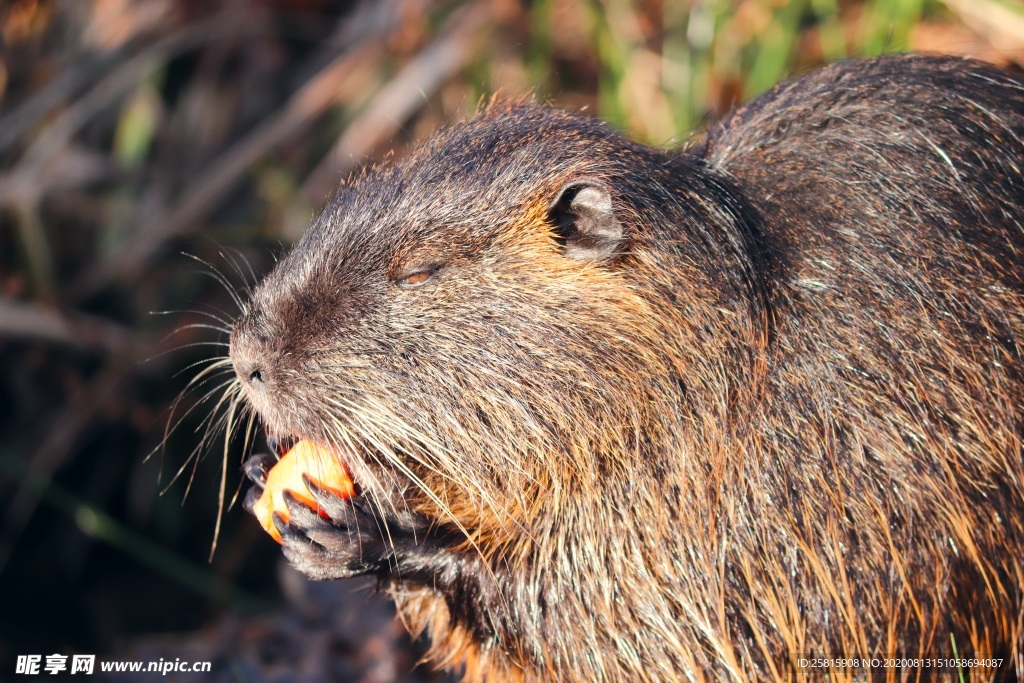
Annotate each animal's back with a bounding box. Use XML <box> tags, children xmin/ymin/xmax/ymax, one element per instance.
<box><xmin>702</xmin><ymin>53</ymin><xmax>1024</xmax><ymax>675</ymax></box>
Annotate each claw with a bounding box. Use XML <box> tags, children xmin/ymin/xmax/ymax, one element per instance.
<box><xmin>281</xmin><ymin>488</ymin><xmax>326</xmax><ymax>526</ymax></box>
<box><xmin>271</xmin><ymin>510</ymin><xmax>293</xmax><ymax>542</ymax></box>
<box><xmin>300</xmin><ymin>473</ymin><xmax>354</xmax><ymax>519</ymax></box>
<box><xmin>242</xmin><ymin>451</ymin><xmax>277</xmax><ymax>486</ymax></box>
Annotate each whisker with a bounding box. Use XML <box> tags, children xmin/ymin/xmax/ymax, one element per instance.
<box><xmin>210</xmin><ymin>393</ymin><xmax>245</xmax><ymax>558</ymax></box>
<box><xmin>152</xmin><ymin>308</ymin><xmax>234</xmax><ymax>330</ymax></box>
<box><xmin>181</xmin><ymin>252</ymin><xmax>247</xmax><ymax>313</ymax></box>
<box><xmin>157</xmin><ymin>376</ymin><xmax>239</xmax><ymax>487</ymax></box>
<box><xmin>219</xmin><ymin>247</ymin><xmax>260</xmax><ymax>293</ymax></box>
<box><xmin>176</xmin><ymin>380</ymin><xmax>243</xmax><ymax>495</ymax></box>
<box><xmin>151</xmin><ymin>360</ymin><xmax>234</xmax><ymax>462</ymax></box>
<box><xmin>228</xmin><ymin>406</ymin><xmax>261</xmax><ymax>510</ymax></box>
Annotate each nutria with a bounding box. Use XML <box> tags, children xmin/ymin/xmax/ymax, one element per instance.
<box><xmin>227</xmin><ymin>53</ymin><xmax>1024</xmax><ymax>682</ymax></box>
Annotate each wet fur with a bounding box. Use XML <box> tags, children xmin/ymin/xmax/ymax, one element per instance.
<box><xmin>230</xmin><ymin>54</ymin><xmax>1024</xmax><ymax>681</ymax></box>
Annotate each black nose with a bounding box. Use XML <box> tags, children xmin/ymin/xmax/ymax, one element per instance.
<box><xmin>230</xmin><ymin>328</ymin><xmax>271</xmax><ymax>392</ymax></box>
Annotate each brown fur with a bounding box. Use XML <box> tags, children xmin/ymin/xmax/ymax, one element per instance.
<box><xmin>229</xmin><ymin>54</ymin><xmax>1024</xmax><ymax>681</ymax></box>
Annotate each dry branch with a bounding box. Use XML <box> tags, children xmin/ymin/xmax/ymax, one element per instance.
<box><xmin>302</xmin><ymin>3</ymin><xmax>492</xmax><ymax>203</ymax></box>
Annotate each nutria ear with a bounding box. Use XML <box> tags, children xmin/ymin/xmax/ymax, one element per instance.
<box><xmin>548</xmin><ymin>181</ymin><xmax>623</xmax><ymax>261</ymax></box>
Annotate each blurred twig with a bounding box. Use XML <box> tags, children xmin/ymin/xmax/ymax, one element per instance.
<box><xmin>0</xmin><ymin>452</ymin><xmax>269</xmax><ymax>613</ymax></box>
<box><xmin>0</xmin><ymin>296</ymin><xmax>133</xmax><ymax>352</ymax></box>
<box><xmin>0</xmin><ymin>48</ymin><xmax>126</xmax><ymax>155</ymax></box>
<box><xmin>68</xmin><ymin>4</ymin><xmax>405</xmax><ymax>301</ymax></box>
<box><xmin>940</xmin><ymin>0</ymin><xmax>1024</xmax><ymax>51</ymax></box>
<box><xmin>0</xmin><ymin>356</ymin><xmax>131</xmax><ymax>577</ymax></box>
<box><xmin>0</xmin><ymin>146</ymin><xmax>112</xmax><ymax>302</ymax></box>
<box><xmin>10</xmin><ymin>201</ymin><xmax>56</xmax><ymax>303</ymax></box>
<box><xmin>302</xmin><ymin>2</ymin><xmax>493</xmax><ymax>204</ymax></box>
<box><xmin>1</xmin><ymin>9</ymin><xmax>256</xmax><ymax>162</ymax></box>
<box><xmin>0</xmin><ymin>300</ymin><xmax>144</xmax><ymax>580</ymax></box>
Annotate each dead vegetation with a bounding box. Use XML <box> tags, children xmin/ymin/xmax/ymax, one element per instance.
<box><xmin>1</xmin><ymin>0</ymin><xmax>1021</xmax><ymax>679</ymax></box>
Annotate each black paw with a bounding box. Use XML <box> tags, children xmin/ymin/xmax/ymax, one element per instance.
<box><xmin>241</xmin><ymin>451</ymin><xmax>277</xmax><ymax>513</ymax></box>
<box><xmin>275</xmin><ymin>481</ymin><xmax>388</xmax><ymax>580</ymax></box>
<box><xmin>241</xmin><ymin>454</ymin><xmax>446</xmax><ymax>582</ymax></box>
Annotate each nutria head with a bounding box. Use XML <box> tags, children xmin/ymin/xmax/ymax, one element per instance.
<box><xmin>229</xmin><ymin>101</ymin><xmax>763</xmax><ymax>541</ymax></box>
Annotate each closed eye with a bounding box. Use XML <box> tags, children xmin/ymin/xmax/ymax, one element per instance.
<box><xmin>395</xmin><ymin>266</ymin><xmax>441</xmax><ymax>289</ymax></box>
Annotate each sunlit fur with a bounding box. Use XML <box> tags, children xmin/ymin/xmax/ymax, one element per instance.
<box><xmin>228</xmin><ymin>54</ymin><xmax>1024</xmax><ymax>681</ymax></box>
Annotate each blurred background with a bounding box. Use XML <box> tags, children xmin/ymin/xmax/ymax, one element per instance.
<box><xmin>1</xmin><ymin>0</ymin><xmax>1023</xmax><ymax>680</ymax></box>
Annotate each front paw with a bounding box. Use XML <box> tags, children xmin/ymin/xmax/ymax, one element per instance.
<box><xmin>241</xmin><ymin>452</ymin><xmax>377</xmax><ymax>579</ymax></box>
<box><xmin>273</xmin><ymin>481</ymin><xmax>383</xmax><ymax>580</ymax></box>
<box><xmin>242</xmin><ymin>454</ymin><xmax>456</xmax><ymax>584</ymax></box>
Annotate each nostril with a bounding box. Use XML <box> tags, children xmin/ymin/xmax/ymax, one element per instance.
<box><xmin>230</xmin><ymin>326</ymin><xmax>272</xmax><ymax>391</ymax></box>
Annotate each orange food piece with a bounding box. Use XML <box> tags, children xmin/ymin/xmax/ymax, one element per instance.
<box><xmin>252</xmin><ymin>440</ymin><xmax>355</xmax><ymax>543</ymax></box>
